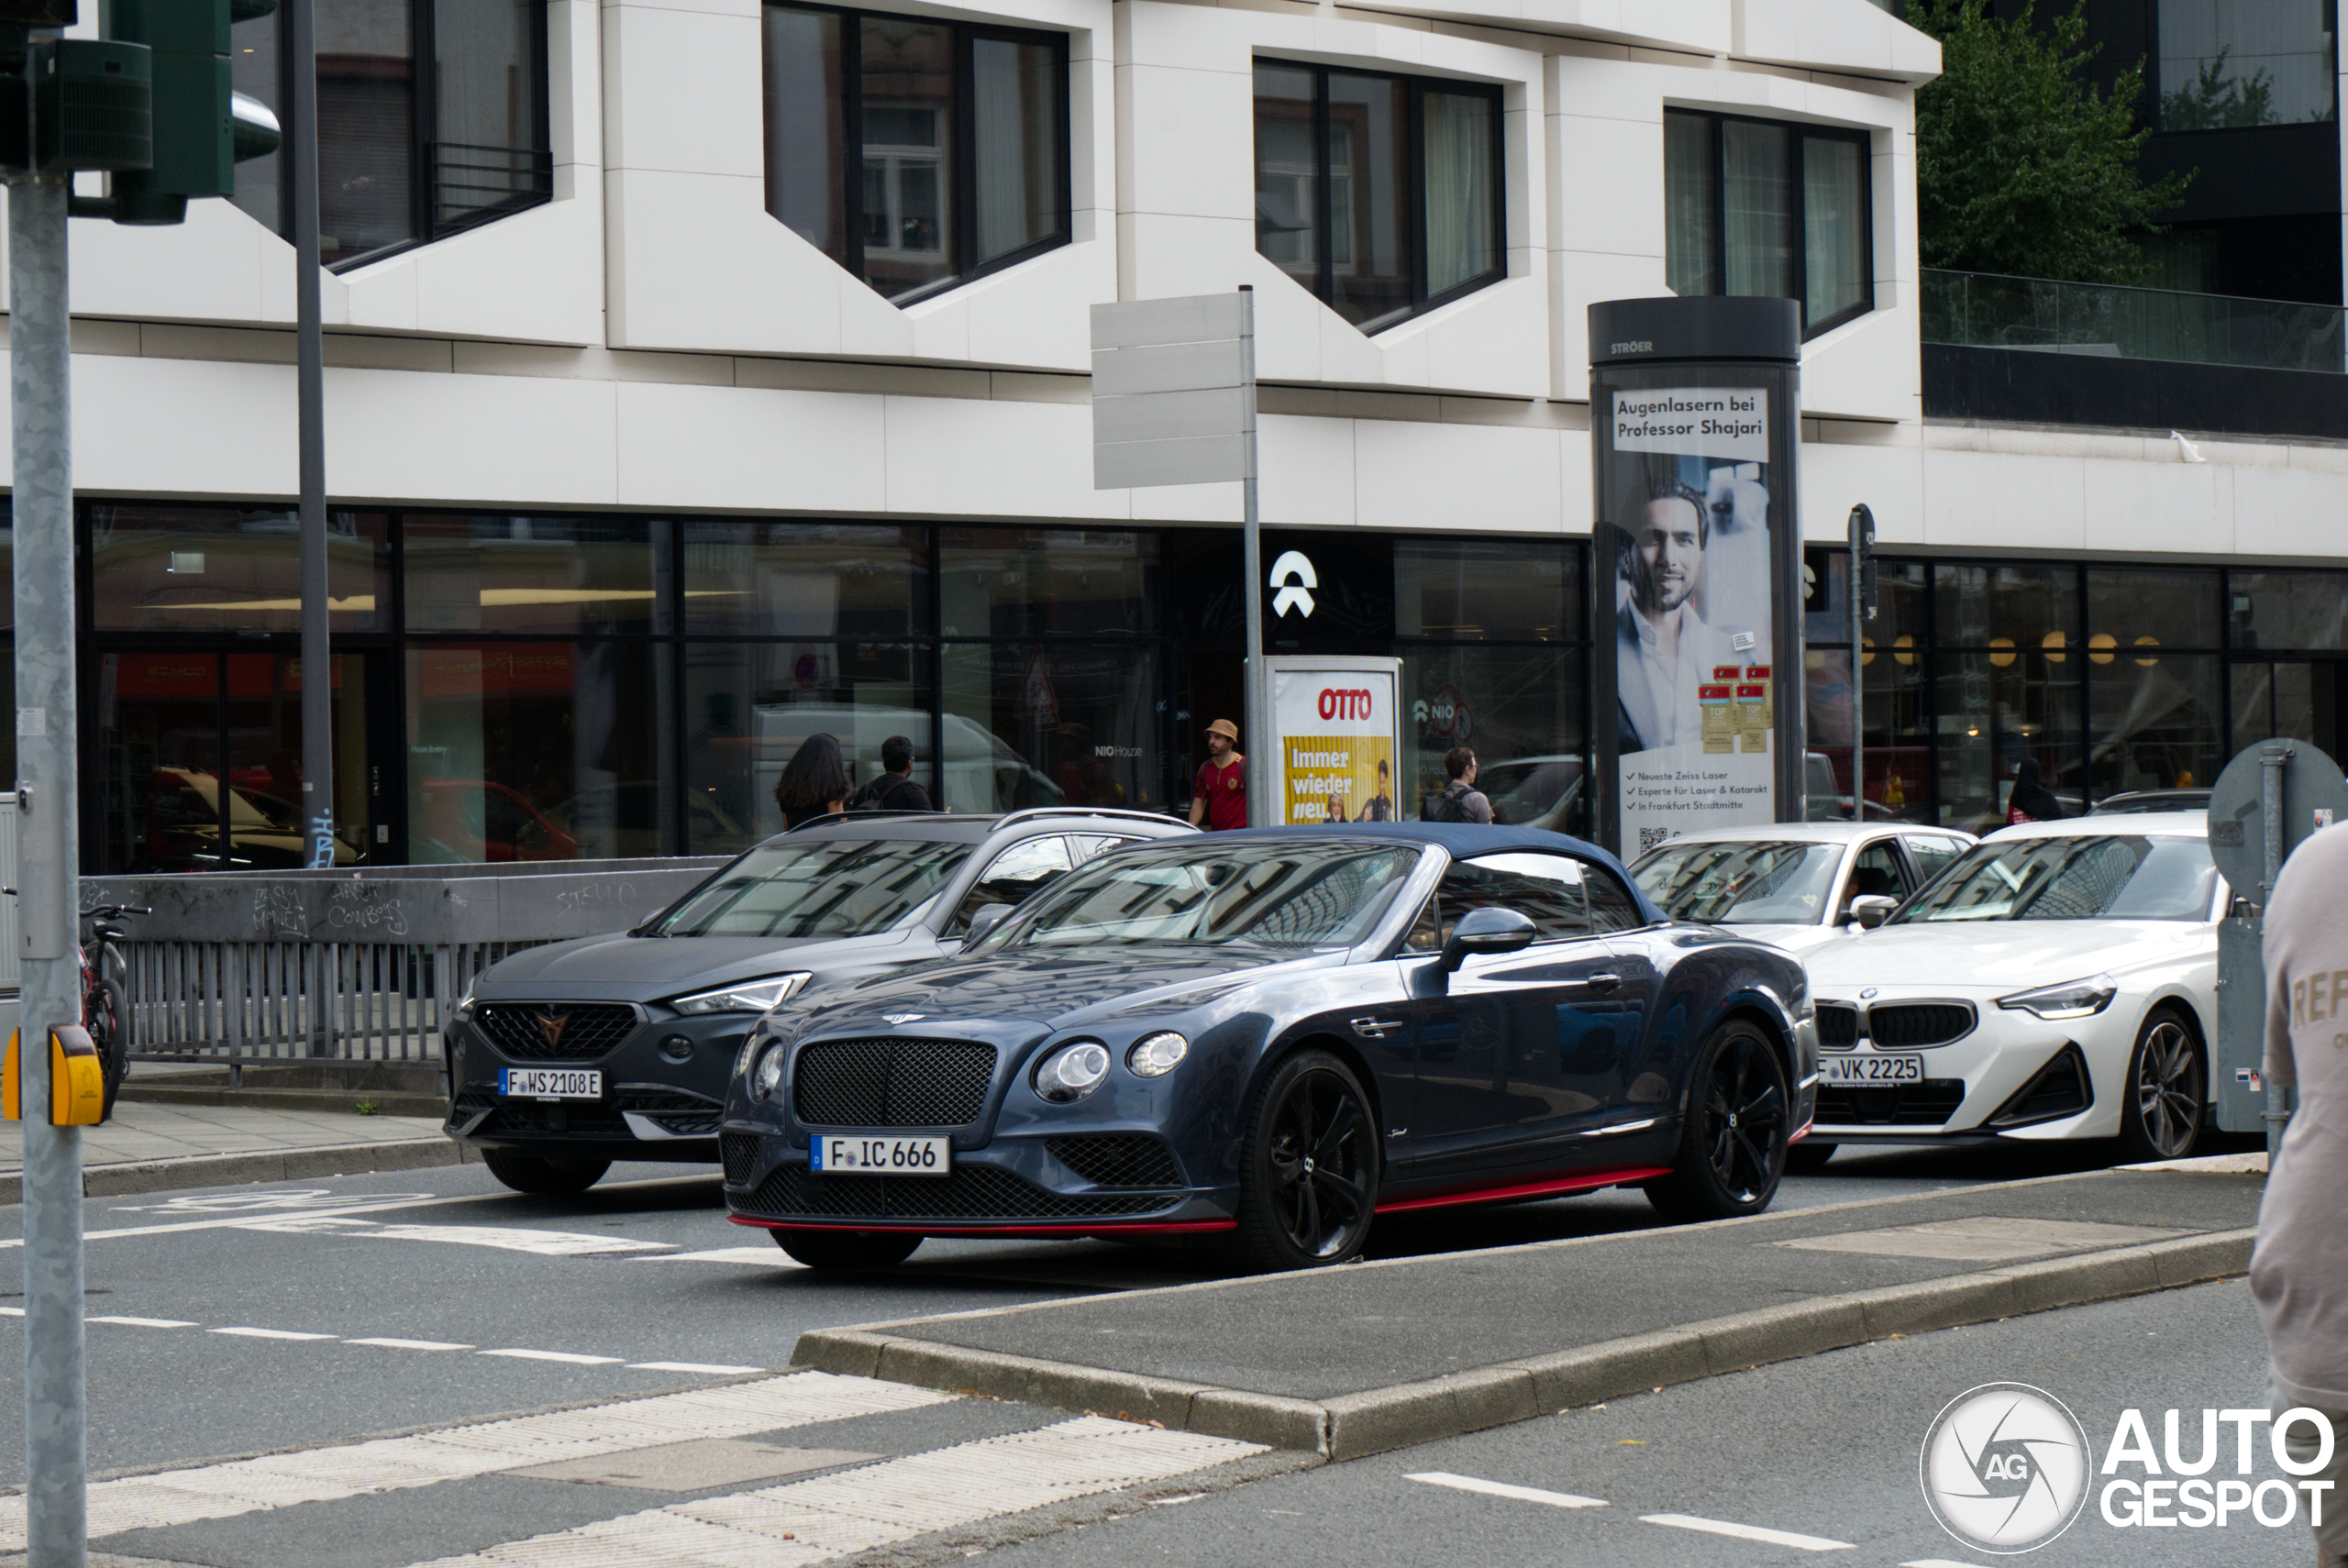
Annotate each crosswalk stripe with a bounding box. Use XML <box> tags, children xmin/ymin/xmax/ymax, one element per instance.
<box><xmin>241</xmin><ymin>1218</ymin><xmax>677</xmax><ymax>1257</ymax></box>
<box><xmin>1404</xmin><ymin>1472</ymin><xmax>1606</xmax><ymax>1508</ymax></box>
<box><xmin>87</xmin><ymin>1317</ymin><xmax>196</xmax><ymax>1329</ymax></box>
<box><xmin>479</xmin><ymin>1349</ymin><xmax>623</xmax><ymax>1365</ymax></box>
<box><xmin>0</xmin><ymin>1372</ymin><xmax>950</xmax><ymax>1551</ymax></box>
<box><xmin>629</xmin><ymin>1362</ymin><xmax>767</xmax><ymax>1375</ymax></box>
<box><xmin>1641</xmin><ymin>1513</ymin><xmax>1855</xmax><ymax>1551</ymax></box>
<box><xmin>349</xmin><ymin>1338</ymin><xmax>475</xmax><ymax>1352</ymax></box>
<box><xmin>212</xmin><ymin>1327</ymin><xmax>337</xmax><ymax>1342</ymax></box>
<box><xmin>405</xmin><ymin>1416</ymin><xmax>1268</xmax><ymax>1567</ymax></box>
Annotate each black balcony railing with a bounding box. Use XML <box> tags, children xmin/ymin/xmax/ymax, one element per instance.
<box><xmin>426</xmin><ymin>140</ymin><xmax>554</xmax><ymax>237</ymax></box>
<box><xmin>1922</xmin><ymin>269</ymin><xmax>2348</xmax><ymax>376</ymax></box>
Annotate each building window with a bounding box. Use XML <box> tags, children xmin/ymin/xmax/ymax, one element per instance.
<box><xmin>762</xmin><ymin>5</ymin><xmax>1071</xmax><ymax>304</ymax></box>
<box><xmin>231</xmin><ymin>0</ymin><xmax>553</xmax><ymax>269</ymax></box>
<box><xmin>1664</xmin><ymin>109</ymin><xmax>1871</xmax><ymax>338</ymax></box>
<box><xmin>2158</xmin><ymin>0</ymin><xmax>2338</xmax><ymax>129</ymax></box>
<box><xmin>1253</xmin><ymin>61</ymin><xmax>1505</xmax><ymax>332</ymax></box>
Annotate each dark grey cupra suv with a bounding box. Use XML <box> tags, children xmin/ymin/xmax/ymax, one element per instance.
<box><xmin>443</xmin><ymin>808</ymin><xmax>1195</xmax><ymax>1194</ymax></box>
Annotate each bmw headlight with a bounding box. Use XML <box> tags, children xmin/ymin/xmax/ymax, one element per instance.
<box><xmin>750</xmin><ymin>1043</ymin><xmax>788</xmax><ymax>1102</ymax></box>
<box><xmin>1034</xmin><ymin>1042</ymin><xmax>1112</xmax><ymax>1103</ymax></box>
<box><xmin>669</xmin><ymin>973</ymin><xmax>812</xmax><ymax>1016</ymax></box>
<box><xmin>1127</xmin><ymin>1032</ymin><xmax>1189</xmax><ymax>1077</ymax></box>
<box><xmin>1997</xmin><ymin>974</ymin><xmax>2118</xmax><ymax>1021</ymax></box>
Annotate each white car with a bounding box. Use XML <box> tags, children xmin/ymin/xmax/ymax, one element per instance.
<box><xmin>1797</xmin><ymin>812</ymin><xmax>2221</xmax><ymax>1170</ymax></box>
<box><xmin>1628</xmin><ymin>822</ymin><xmax>1976</xmax><ymax>959</ymax></box>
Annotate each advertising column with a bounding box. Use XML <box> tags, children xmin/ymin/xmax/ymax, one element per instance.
<box><xmin>1589</xmin><ymin>298</ymin><xmax>1803</xmax><ymax>858</ymax></box>
<box><xmin>1265</xmin><ymin>656</ymin><xmax>1403</xmax><ymax>825</ymax></box>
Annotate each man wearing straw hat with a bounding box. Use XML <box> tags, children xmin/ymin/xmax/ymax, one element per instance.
<box><xmin>1189</xmin><ymin>718</ymin><xmax>1248</xmax><ymax>831</ymax></box>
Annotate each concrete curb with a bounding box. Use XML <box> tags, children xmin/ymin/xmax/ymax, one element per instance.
<box><xmin>790</xmin><ymin>1227</ymin><xmax>2257</xmax><ymax>1460</ymax></box>
<box><xmin>0</xmin><ymin>1137</ymin><xmax>471</xmax><ymax>1206</ymax></box>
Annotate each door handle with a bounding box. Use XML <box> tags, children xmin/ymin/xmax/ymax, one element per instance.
<box><xmin>1351</xmin><ymin>1017</ymin><xmax>1408</xmax><ymax>1039</ymax></box>
<box><xmin>1584</xmin><ymin>973</ymin><xmax>1623</xmax><ymax>990</ymax></box>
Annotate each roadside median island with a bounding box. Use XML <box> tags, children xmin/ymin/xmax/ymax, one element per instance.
<box><xmin>792</xmin><ymin>1160</ymin><xmax>2265</xmax><ymax>1461</ymax></box>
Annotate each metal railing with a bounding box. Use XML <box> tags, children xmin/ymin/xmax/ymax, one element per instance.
<box><xmin>426</xmin><ymin>139</ymin><xmax>554</xmax><ymax>236</ymax></box>
<box><xmin>1921</xmin><ymin>268</ymin><xmax>2348</xmax><ymax>375</ymax></box>
<box><xmin>83</xmin><ymin>857</ymin><xmax>726</xmax><ymax>1065</ymax></box>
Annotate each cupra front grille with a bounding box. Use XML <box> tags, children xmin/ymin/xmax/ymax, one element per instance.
<box><xmin>475</xmin><ymin>1002</ymin><xmax>637</xmax><ymax>1062</ymax></box>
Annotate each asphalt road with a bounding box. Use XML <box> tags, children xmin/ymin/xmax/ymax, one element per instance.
<box><xmin>971</xmin><ymin>1276</ymin><xmax>2304</xmax><ymax>1568</ymax></box>
<box><xmin>0</xmin><ymin>1133</ymin><xmax>2266</xmax><ymax>1566</ymax></box>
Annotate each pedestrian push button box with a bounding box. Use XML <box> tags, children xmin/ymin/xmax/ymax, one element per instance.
<box><xmin>2</xmin><ymin>1026</ymin><xmax>105</xmax><ymax>1126</ymax></box>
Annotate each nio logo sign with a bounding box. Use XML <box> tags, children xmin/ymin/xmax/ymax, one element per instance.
<box><xmin>534</xmin><ymin>1011</ymin><xmax>571</xmax><ymax>1051</ymax></box>
<box><xmin>1269</xmin><ymin>550</ymin><xmax>1317</xmax><ymax>618</ymax></box>
<box><xmin>1318</xmin><ymin>689</ymin><xmax>1373</xmax><ymax>722</ymax></box>
<box><xmin>1921</xmin><ymin>1383</ymin><xmax>2090</xmax><ymax>1552</ymax></box>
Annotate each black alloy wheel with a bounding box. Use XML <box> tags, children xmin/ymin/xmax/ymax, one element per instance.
<box><xmin>770</xmin><ymin>1229</ymin><xmax>924</xmax><ymax>1269</ymax></box>
<box><xmin>2119</xmin><ymin>1008</ymin><xmax>2204</xmax><ymax>1162</ymax></box>
<box><xmin>1234</xmin><ymin>1048</ymin><xmax>1380</xmax><ymax>1272</ymax></box>
<box><xmin>1784</xmin><ymin>1140</ymin><xmax>1836</xmax><ymax>1175</ymax></box>
<box><xmin>481</xmin><ymin>1149</ymin><xmax>611</xmax><ymax>1196</ymax></box>
<box><xmin>1646</xmin><ymin>1019</ymin><xmax>1789</xmax><ymax>1223</ymax></box>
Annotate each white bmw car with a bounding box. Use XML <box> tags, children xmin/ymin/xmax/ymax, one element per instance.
<box><xmin>1630</xmin><ymin>822</ymin><xmax>1976</xmax><ymax>959</ymax></box>
<box><xmin>1798</xmin><ymin>812</ymin><xmax>2220</xmax><ymax>1169</ymax></box>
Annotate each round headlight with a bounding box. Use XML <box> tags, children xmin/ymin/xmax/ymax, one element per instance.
<box><xmin>1127</xmin><ymin>1032</ymin><xmax>1189</xmax><ymax>1077</ymax></box>
<box><xmin>751</xmin><ymin>1043</ymin><xmax>787</xmax><ymax>1101</ymax></box>
<box><xmin>1034</xmin><ymin>1042</ymin><xmax>1111</xmax><ymax>1103</ymax></box>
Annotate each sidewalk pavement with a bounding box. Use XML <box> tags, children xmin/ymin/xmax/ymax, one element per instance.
<box><xmin>797</xmin><ymin>1156</ymin><xmax>2269</xmax><ymax>1460</ymax></box>
<box><xmin>0</xmin><ymin>1099</ymin><xmax>462</xmax><ymax>1203</ymax></box>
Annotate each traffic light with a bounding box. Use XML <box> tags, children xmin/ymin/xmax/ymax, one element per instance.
<box><xmin>99</xmin><ymin>0</ymin><xmax>278</xmax><ymax>225</ymax></box>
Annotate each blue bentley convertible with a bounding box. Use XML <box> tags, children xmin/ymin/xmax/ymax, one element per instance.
<box><xmin>721</xmin><ymin>823</ymin><xmax>1817</xmax><ymax>1271</ymax></box>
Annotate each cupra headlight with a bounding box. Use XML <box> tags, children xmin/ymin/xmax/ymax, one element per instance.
<box><xmin>751</xmin><ymin>1043</ymin><xmax>788</xmax><ymax>1101</ymax></box>
<box><xmin>1996</xmin><ymin>974</ymin><xmax>2118</xmax><ymax>1021</ymax></box>
<box><xmin>1127</xmin><ymin>1032</ymin><xmax>1190</xmax><ymax>1077</ymax></box>
<box><xmin>1034</xmin><ymin>1042</ymin><xmax>1112</xmax><ymax>1103</ymax></box>
<box><xmin>451</xmin><ymin>988</ymin><xmax>477</xmax><ymax>1023</ymax></box>
<box><xmin>670</xmin><ymin>972</ymin><xmax>812</xmax><ymax>1016</ymax></box>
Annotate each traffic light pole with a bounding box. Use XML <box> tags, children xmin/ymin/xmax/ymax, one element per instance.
<box><xmin>288</xmin><ymin>0</ymin><xmax>331</xmax><ymax>870</ymax></box>
<box><xmin>10</xmin><ymin>167</ymin><xmax>90</xmax><ymax>1568</ymax></box>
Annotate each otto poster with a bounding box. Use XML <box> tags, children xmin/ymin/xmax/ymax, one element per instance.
<box><xmin>1268</xmin><ymin>659</ymin><xmax>1401</xmax><ymax>825</ymax></box>
<box><xmin>1608</xmin><ymin>386</ymin><xmax>1777</xmax><ymax>856</ymax></box>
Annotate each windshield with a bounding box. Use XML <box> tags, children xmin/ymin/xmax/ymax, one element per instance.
<box><xmin>1897</xmin><ymin>834</ymin><xmax>2215</xmax><ymax>923</ymax></box>
<box><xmin>1633</xmin><ymin>840</ymin><xmax>1843</xmax><ymax>924</ymax></box>
<box><xmin>655</xmin><ymin>838</ymin><xmax>970</xmax><ymax>938</ymax></box>
<box><xmin>1005</xmin><ymin>841</ymin><xmax>1423</xmax><ymax>949</ymax></box>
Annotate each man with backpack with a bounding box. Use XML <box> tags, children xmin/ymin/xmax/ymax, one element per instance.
<box><xmin>848</xmin><ymin>735</ymin><xmax>936</xmax><ymax>812</ymax></box>
<box><xmin>1424</xmin><ymin>746</ymin><xmax>1494</xmax><ymax>823</ymax></box>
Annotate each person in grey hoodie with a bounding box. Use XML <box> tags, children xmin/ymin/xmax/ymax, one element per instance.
<box><xmin>2254</xmin><ymin>823</ymin><xmax>2348</xmax><ymax>1568</ymax></box>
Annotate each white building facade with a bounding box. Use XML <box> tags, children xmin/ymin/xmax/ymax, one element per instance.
<box><xmin>24</xmin><ymin>0</ymin><xmax>2348</xmax><ymax>872</ymax></box>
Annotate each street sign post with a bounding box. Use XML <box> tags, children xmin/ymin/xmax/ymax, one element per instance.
<box><xmin>1846</xmin><ymin>503</ymin><xmax>1875</xmax><ymax>821</ymax></box>
<box><xmin>2207</xmin><ymin>738</ymin><xmax>2348</xmax><ymax>1153</ymax></box>
<box><xmin>1091</xmin><ymin>290</ymin><xmax>1267</xmax><ymax>824</ymax></box>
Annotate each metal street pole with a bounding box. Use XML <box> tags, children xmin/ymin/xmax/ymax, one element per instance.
<box><xmin>288</xmin><ymin>0</ymin><xmax>332</xmax><ymax>870</ymax></box>
<box><xmin>1237</xmin><ymin>286</ymin><xmax>1268</xmax><ymax>828</ymax></box>
<box><xmin>1847</xmin><ymin>504</ymin><xmax>1868</xmax><ymax>823</ymax></box>
<box><xmin>10</xmin><ymin>165</ymin><xmax>90</xmax><ymax>1566</ymax></box>
<box><xmin>2258</xmin><ymin>741</ymin><xmax>2290</xmax><ymax>1159</ymax></box>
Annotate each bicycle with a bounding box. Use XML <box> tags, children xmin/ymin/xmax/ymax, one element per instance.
<box><xmin>80</xmin><ymin>904</ymin><xmax>144</xmax><ymax>1121</ymax></box>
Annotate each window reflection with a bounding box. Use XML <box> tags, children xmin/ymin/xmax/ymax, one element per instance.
<box><xmin>92</xmin><ymin>506</ymin><xmax>389</xmax><ymax>632</ymax></box>
<box><xmin>404</xmin><ymin>515</ymin><xmax>667</xmax><ymax>635</ymax></box>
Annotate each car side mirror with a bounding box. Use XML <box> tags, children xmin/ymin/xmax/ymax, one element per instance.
<box><xmin>1441</xmin><ymin>906</ymin><xmax>1536</xmax><ymax>973</ymax></box>
<box><xmin>1847</xmin><ymin>894</ymin><xmax>1898</xmax><ymax>931</ymax></box>
<box><xmin>959</xmin><ymin>902</ymin><xmax>1013</xmax><ymax>948</ymax></box>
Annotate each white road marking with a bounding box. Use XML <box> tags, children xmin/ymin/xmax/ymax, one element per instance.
<box><xmin>1404</xmin><ymin>1472</ymin><xmax>1606</xmax><ymax>1508</ymax></box>
<box><xmin>1901</xmin><ymin>1560</ymin><xmax>1993</xmax><ymax>1567</ymax></box>
<box><xmin>349</xmin><ymin>1338</ymin><xmax>475</xmax><ymax>1352</ymax></box>
<box><xmin>210</xmin><ymin>1327</ymin><xmax>338</xmax><ymax>1342</ymax></box>
<box><xmin>629</xmin><ymin>1362</ymin><xmax>767</xmax><ymax>1375</ymax></box>
<box><xmin>0</xmin><ymin>1309</ymin><xmax>19</xmax><ymax>1318</ymax></box>
<box><xmin>1641</xmin><ymin>1514</ymin><xmax>1855</xmax><ymax>1551</ymax></box>
<box><xmin>88</xmin><ymin>1316</ymin><xmax>196</xmax><ymax>1329</ymax></box>
<box><xmin>647</xmin><ymin>1246</ymin><xmax>805</xmax><ymax>1269</ymax></box>
<box><xmin>404</xmin><ymin>1415</ymin><xmax>1268</xmax><ymax>1567</ymax></box>
<box><xmin>479</xmin><ymin>1349</ymin><xmax>624</xmax><ymax>1365</ymax></box>
<box><xmin>240</xmin><ymin>1217</ymin><xmax>677</xmax><ymax>1257</ymax></box>
<box><xmin>0</xmin><ymin>1372</ymin><xmax>950</xmax><ymax>1551</ymax></box>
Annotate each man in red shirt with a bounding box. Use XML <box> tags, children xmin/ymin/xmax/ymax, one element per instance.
<box><xmin>1189</xmin><ymin>718</ymin><xmax>1249</xmax><ymax>830</ymax></box>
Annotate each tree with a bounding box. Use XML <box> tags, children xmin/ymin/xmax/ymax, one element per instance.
<box><xmin>1906</xmin><ymin>0</ymin><xmax>2187</xmax><ymax>283</ymax></box>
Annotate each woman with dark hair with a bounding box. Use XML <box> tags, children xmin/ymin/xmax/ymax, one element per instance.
<box><xmin>775</xmin><ymin>733</ymin><xmax>851</xmax><ymax>829</ymax></box>
<box><xmin>2007</xmin><ymin>757</ymin><xmax>2065</xmax><ymax>825</ymax></box>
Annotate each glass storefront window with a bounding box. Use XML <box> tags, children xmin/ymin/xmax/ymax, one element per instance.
<box><xmin>1936</xmin><ymin>562</ymin><xmax>2080</xmax><ymax>654</ymax></box>
<box><xmin>1802</xmin><ymin>645</ymin><xmax>1929</xmax><ymax>822</ymax></box>
<box><xmin>940</xmin><ymin>642</ymin><xmax>1161</xmax><ymax>814</ymax></box>
<box><xmin>2088</xmin><ymin>568</ymin><xmax>2221</xmax><ymax>660</ymax></box>
<box><xmin>2230</xmin><ymin>569</ymin><xmax>2348</xmax><ymax>651</ymax></box>
<box><xmin>940</xmin><ymin>528</ymin><xmax>1156</xmax><ymax>638</ymax></box>
<box><xmin>1933</xmin><ymin>650</ymin><xmax>2083</xmax><ymax>834</ymax></box>
<box><xmin>2088</xmin><ymin>651</ymin><xmax>2222</xmax><ymax>800</ymax></box>
<box><xmin>1402</xmin><ymin>646</ymin><xmax>1585</xmax><ymax>834</ymax></box>
<box><xmin>1395</xmin><ymin>539</ymin><xmax>1578</xmax><ymax>641</ymax></box>
<box><xmin>404</xmin><ymin>515</ymin><xmax>668</xmax><ymax>635</ymax></box>
<box><xmin>682</xmin><ymin>641</ymin><xmax>930</xmax><ymax>854</ymax></box>
<box><xmin>91</xmin><ymin>506</ymin><xmax>389</xmax><ymax>632</ymax></box>
<box><xmin>1803</xmin><ymin>554</ymin><xmax>1926</xmax><ymax>652</ymax></box>
<box><xmin>681</xmin><ymin>522</ymin><xmax>926</xmax><ymax>638</ymax></box>
<box><xmin>406</xmin><ymin>643</ymin><xmax>671</xmax><ymax>862</ymax></box>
